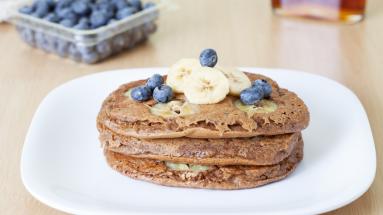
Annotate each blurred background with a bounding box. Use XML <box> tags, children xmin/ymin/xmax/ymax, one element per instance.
<box><xmin>0</xmin><ymin>0</ymin><xmax>382</xmax><ymax>214</ymax></box>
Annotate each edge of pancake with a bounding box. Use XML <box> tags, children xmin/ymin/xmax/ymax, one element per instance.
<box><xmin>100</xmin><ymin>125</ymin><xmax>301</xmax><ymax>165</ymax></box>
<box><xmin>97</xmin><ymin>72</ymin><xmax>310</xmax><ymax>139</ymax></box>
<box><xmin>104</xmin><ymin>137</ymin><xmax>303</xmax><ymax>190</ymax></box>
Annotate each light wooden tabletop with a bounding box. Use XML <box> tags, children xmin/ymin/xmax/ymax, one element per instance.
<box><xmin>0</xmin><ymin>0</ymin><xmax>382</xmax><ymax>214</ymax></box>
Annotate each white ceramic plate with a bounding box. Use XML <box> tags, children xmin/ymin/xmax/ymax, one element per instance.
<box><xmin>21</xmin><ymin>68</ymin><xmax>376</xmax><ymax>215</ymax></box>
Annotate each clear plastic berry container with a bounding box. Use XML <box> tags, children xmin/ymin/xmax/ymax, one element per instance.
<box><xmin>8</xmin><ymin>1</ymin><xmax>162</xmax><ymax>64</ymax></box>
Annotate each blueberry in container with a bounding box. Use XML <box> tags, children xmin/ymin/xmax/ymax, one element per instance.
<box><xmin>9</xmin><ymin>0</ymin><xmax>163</xmax><ymax>64</ymax></box>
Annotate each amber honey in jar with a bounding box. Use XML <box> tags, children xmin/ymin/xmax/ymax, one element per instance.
<box><xmin>271</xmin><ymin>0</ymin><xmax>367</xmax><ymax>23</ymax></box>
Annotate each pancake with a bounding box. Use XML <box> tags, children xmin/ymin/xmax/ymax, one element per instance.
<box><xmin>100</xmin><ymin>124</ymin><xmax>301</xmax><ymax>165</ymax></box>
<box><xmin>104</xmin><ymin>136</ymin><xmax>303</xmax><ymax>190</ymax></box>
<box><xmin>97</xmin><ymin>72</ymin><xmax>310</xmax><ymax>139</ymax></box>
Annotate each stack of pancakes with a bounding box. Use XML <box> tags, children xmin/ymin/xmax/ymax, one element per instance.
<box><xmin>97</xmin><ymin>73</ymin><xmax>310</xmax><ymax>189</ymax></box>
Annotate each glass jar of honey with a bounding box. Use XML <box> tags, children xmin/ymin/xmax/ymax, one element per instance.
<box><xmin>271</xmin><ymin>0</ymin><xmax>367</xmax><ymax>23</ymax></box>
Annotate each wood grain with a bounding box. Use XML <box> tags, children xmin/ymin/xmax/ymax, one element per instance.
<box><xmin>0</xmin><ymin>0</ymin><xmax>382</xmax><ymax>214</ymax></box>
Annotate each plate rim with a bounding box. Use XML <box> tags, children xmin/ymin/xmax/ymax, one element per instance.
<box><xmin>21</xmin><ymin>67</ymin><xmax>377</xmax><ymax>215</ymax></box>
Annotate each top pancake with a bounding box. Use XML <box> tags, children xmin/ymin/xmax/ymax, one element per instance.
<box><xmin>97</xmin><ymin>72</ymin><xmax>310</xmax><ymax>139</ymax></box>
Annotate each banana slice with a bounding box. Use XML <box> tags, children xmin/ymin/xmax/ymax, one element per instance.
<box><xmin>184</xmin><ymin>67</ymin><xmax>230</xmax><ymax>104</ymax></box>
<box><xmin>150</xmin><ymin>100</ymin><xmax>199</xmax><ymax>118</ymax></box>
<box><xmin>218</xmin><ymin>68</ymin><xmax>251</xmax><ymax>96</ymax></box>
<box><xmin>166</xmin><ymin>58</ymin><xmax>201</xmax><ymax>93</ymax></box>
<box><xmin>234</xmin><ymin>99</ymin><xmax>278</xmax><ymax>116</ymax></box>
<box><xmin>165</xmin><ymin>162</ymin><xmax>210</xmax><ymax>171</ymax></box>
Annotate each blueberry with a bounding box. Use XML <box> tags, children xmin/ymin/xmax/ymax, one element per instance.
<box><xmin>34</xmin><ymin>31</ymin><xmax>45</xmax><ymax>48</ymax></box>
<box><xmin>39</xmin><ymin>0</ymin><xmax>55</xmax><ymax>8</ymax></box>
<box><xmin>55</xmin><ymin>40</ymin><xmax>69</xmax><ymax>57</ymax></box>
<box><xmin>74</xmin><ymin>18</ymin><xmax>90</xmax><ymax>30</ymax></box>
<box><xmin>153</xmin><ymin>85</ymin><xmax>173</xmax><ymax>103</ymax></box>
<box><xmin>90</xmin><ymin>11</ymin><xmax>108</xmax><ymax>28</ymax></box>
<box><xmin>55</xmin><ymin>0</ymin><xmax>73</xmax><ymax>14</ymax></box>
<box><xmin>128</xmin><ymin>0</ymin><xmax>142</xmax><ymax>11</ymax></box>
<box><xmin>41</xmin><ymin>40</ymin><xmax>52</xmax><ymax>52</ymax></box>
<box><xmin>97</xmin><ymin>41</ymin><xmax>113</xmax><ymax>58</ymax></box>
<box><xmin>56</xmin><ymin>0</ymin><xmax>74</xmax><ymax>8</ymax></box>
<box><xmin>20</xmin><ymin>28</ymin><xmax>35</xmax><ymax>45</ymax></box>
<box><xmin>56</xmin><ymin>7</ymin><xmax>77</xmax><ymax>20</ymax></box>
<box><xmin>68</xmin><ymin>44</ymin><xmax>82</xmax><ymax>61</ymax></box>
<box><xmin>82</xmin><ymin>51</ymin><xmax>99</xmax><ymax>64</ymax></box>
<box><xmin>94</xmin><ymin>2</ymin><xmax>116</xmax><ymax>19</ymax></box>
<box><xmin>44</xmin><ymin>13</ymin><xmax>60</xmax><ymax>23</ymax></box>
<box><xmin>116</xmin><ymin>7</ymin><xmax>136</xmax><ymax>20</ymax></box>
<box><xmin>252</xmin><ymin>79</ymin><xmax>272</xmax><ymax>98</ymax></box>
<box><xmin>60</xmin><ymin>18</ymin><xmax>76</xmax><ymax>27</ymax></box>
<box><xmin>146</xmin><ymin>74</ymin><xmax>163</xmax><ymax>90</ymax></box>
<box><xmin>143</xmin><ymin>2</ymin><xmax>156</xmax><ymax>9</ymax></box>
<box><xmin>112</xmin><ymin>35</ymin><xmax>126</xmax><ymax>51</ymax></box>
<box><xmin>32</xmin><ymin>1</ymin><xmax>50</xmax><ymax>18</ymax></box>
<box><xmin>42</xmin><ymin>35</ymin><xmax>57</xmax><ymax>52</ymax></box>
<box><xmin>19</xmin><ymin>5</ymin><xmax>35</xmax><ymax>15</ymax></box>
<box><xmin>142</xmin><ymin>22</ymin><xmax>157</xmax><ymax>35</ymax></box>
<box><xmin>113</xmin><ymin>0</ymin><xmax>128</xmax><ymax>10</ymax></box>
<box><xmin>199</xmin><ymin>48</ymin><xmax>218</xmax><ymax>67</ymax></box>
<box><xmin>131</xmin><ymin>27</ymin><xmax>144</xmax><ymax>43</ymax></box>
<box><xmin>130</xmin><ymin>86</ymin><xmax>151</xmax><ymax>102</ymax></box>
<box><xmin>34</xmin><ymin>33</ymin><xmax>51</xmax><ymax>52</ymax></box>
<box><xmin>240</xmin><ymin>86</ymin><xmax>264</xmax><ymax>105</ymax></box>
<box><xmin>77</xmin><ymin>45</ymin><xmax>94</xmax><ymax>54</ymax></box>
<box><xmin>121</xmin><ymin>32</ymin><xmax>132</xmax><ymax>48</ymax></box>
<box><xmin>71</xmin><ymin>1</ymin><xmax>91</xmax><ymax>15</ymax></box>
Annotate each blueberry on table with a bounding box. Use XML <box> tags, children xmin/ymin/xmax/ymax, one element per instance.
<box><xmin>116</xmin><ymin>7</ymin><xmax>136</xmax><ymax>20</ymax></box>
<box><xmin>131</xmin><ymin>86</ymin><xmax>152</xmax><ymax>102</ymax></box>
<box><xmin>128</xmin><ymin>0</ymin><xmax>142</xmax><ymax>11</ymax></box>
<box><xmin>71</xmin><ymin>1</ymin><xmax>91</xmax><ymax>15</ymax></box>
<box><xmin>90</xmin><ymin>11</ymin><xmax>108</xmax><ymax>28</ymax></box>
<box><xmin>146</xmin><ymin>74</ymin><xmax>164</xmax><ymax>90</ymax></box>
<box><xmin>252</xmin><ymin>79</ymin><xmax>272</xmax><ymax>98</ymax></box>
<box><xmin>19</xmin><ymin>5</ymin><xmax>35</xmax><ymax>15</ymax></box>
<box><xmin>43</xmin><ymin>13</ymin><xmax>60</xmax><ymax>23</ymax></box>
<box><xmin>199</xmin><ymin>48</ymin><xmax>218</xmax><ymax>67</ymax></box>
<box><xmin>153</xmin><ymin>85</ymin><xmax>173</xmax><ymax>103</ymax></box>
<box><xmin>240</xmin><ymin>86</ymin><xmax>264</xmax><ymax>105</ymax></box>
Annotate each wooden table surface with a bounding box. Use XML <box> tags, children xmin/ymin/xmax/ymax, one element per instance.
<box><xmin>0</xmin><ymin>0</ymin><xmax>382</xmax><ymax>214</ymax></box>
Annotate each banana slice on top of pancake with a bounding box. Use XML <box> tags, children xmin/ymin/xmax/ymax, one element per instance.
<box><xmin>166</xmin><ymin>58</ymin><xmax>200</xmax><ymax>93</ymax></box>
<box><xmin>150</xmin><ymin>100</ymin><xmax>200</xmax><ymax>118</ymax></box>
<box><xmin>184</xmin><ymin>67</ymin><xmax>230</xmax><ymax>104</ymax></box>
<box><xmin>218</xmin><ymin>67</ymin><xmax>251</xmax><ymax>96</ymax></box>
